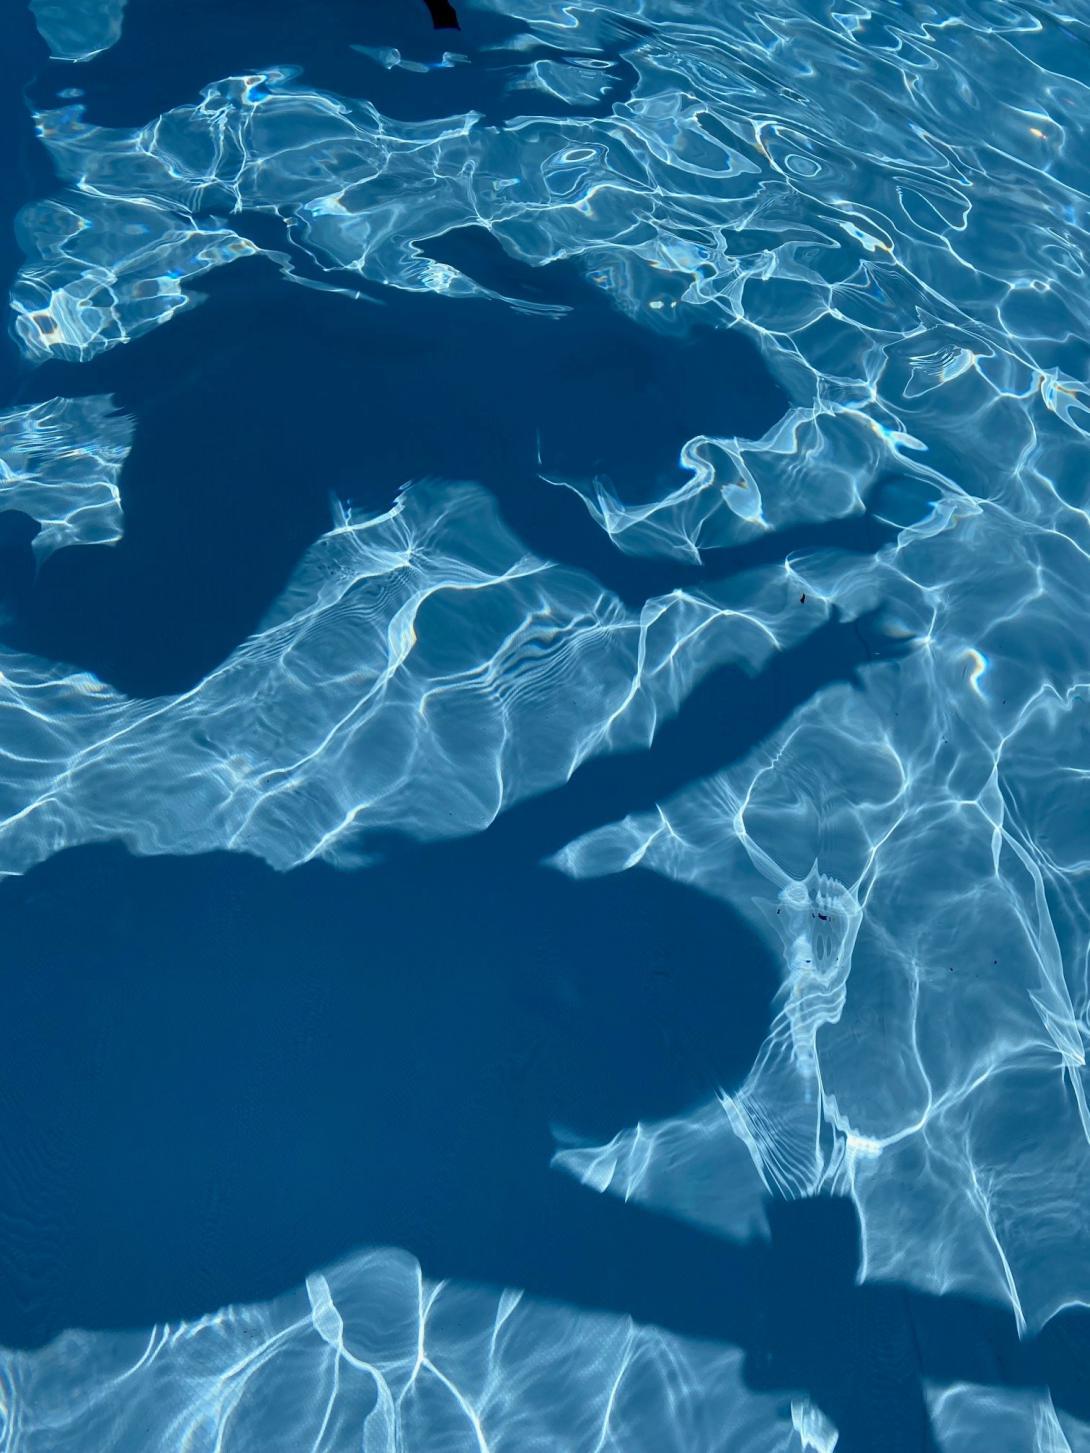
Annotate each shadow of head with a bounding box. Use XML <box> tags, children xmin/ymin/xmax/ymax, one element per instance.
<box><xmin>17</xmin><ymin>226</ymin><xmax>786</xmax><ymax>697</ymax></box>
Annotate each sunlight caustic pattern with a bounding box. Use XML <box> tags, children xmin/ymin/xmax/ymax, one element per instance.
<box><xmin>0</xmin><ymin>1249</ymin><xmax>805</xmax><ymax>1453</ymax></box>
<box><xmin>0</xmin><ymin>474</ymin><xmax>869</xmax><ymax>873</ymax></box>
<box><xmin>0</xmin><ymin>395</ymin><xmax>130</xmax><ymax>560</ymax></box>
<box><xmin>4</xmin><ymin>0</ymin><xmax>1090</xmax><ymax>1449</ymax></box>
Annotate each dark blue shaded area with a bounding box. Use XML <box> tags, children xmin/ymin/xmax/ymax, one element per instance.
<box><xmin>0</xmin><ymin>840</ymin><xmax>771</xmax><ymax>1345</ymax></box>
<box><xmin>4</xmin><ymin>235</ymin><xmax>792</xmax><ymax>696</ymax></box>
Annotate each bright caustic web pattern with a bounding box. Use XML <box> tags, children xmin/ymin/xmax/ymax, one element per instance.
<box><xmin>3</xmin><ymin>0</ymin><xmax>1090</xmax><ymax>1450</ymax></box>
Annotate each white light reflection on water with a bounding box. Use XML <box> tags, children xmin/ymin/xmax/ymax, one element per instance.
<box><xmin>0</xmin><ymin>1248</ymin><xmax>798</xmax><ymax>1453</ymax></box>
<box><xmin>4</xmin><ymin>0</ymin><xmax>1090</xmax><ymax>1446</ymax></box>
<box><xmin>0</xmin><ymin>396</ymin><xmax>130</xmax><ymax>561</ymax></box>
<box><xmin>0</xmin><ymin>474</ymin><xmax>876</xmax><ymax>875</ymax></box>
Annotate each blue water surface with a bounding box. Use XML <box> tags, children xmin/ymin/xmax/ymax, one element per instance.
<box><xmin>1</xmin><ymin>2</ymin><xmax>1089</xmax><ymax>1450</ymax></box>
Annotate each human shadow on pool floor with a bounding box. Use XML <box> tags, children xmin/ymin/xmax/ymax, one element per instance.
<box><xmin>0</xmin><ymin>611</ymin><xmax>890</xmax><ymax>1351</ymax></box>
<box><xmin>4</xmin><ymin>230</ymin><xmax>894</xmax><ymax>697</ymax></box>
<box><xmin>1</xmin><ymin>612</ymin><xmax>1085</xmax><ymax>1450</ymax></box>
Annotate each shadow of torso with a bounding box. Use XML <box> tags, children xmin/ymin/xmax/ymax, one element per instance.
<box><xmin>4</xmin><ymin>826</ymin><xmax>1088</xmax><ymax>1453</ymax></box>
<box><xmin>0</xmin><ymin>833</ymin><xmax>772</xmax><ymax>1345</ymax></box>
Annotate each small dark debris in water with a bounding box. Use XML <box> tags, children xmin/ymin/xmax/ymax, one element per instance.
<box><xmin>818</xmin><ymin>913</ymin><xmax>828</xmax><ymax>921</ymax></box>
<box><xmin>799</xmin><ymin>593</ymin><xmax>806</xmax><ymax>603</ymax></box>
<box><xmin>423</xmin><ymin>0</ymin><xmax>460</xmax><ymax>27</ymax></box>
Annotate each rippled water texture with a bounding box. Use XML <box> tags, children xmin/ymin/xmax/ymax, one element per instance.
<box><xmin>1</xmin><ymin>0</ymin><xmax>1090</xmax><ymax>1449</ymax></box>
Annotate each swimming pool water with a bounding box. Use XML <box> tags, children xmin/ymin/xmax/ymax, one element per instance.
<box><xmin>1</xmin><ymin>1</ymin><xmax>1089</xmax><ymax>1449</ymax></box>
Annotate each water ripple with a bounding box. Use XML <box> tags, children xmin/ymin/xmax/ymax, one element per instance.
<box><xmin>29</xmin><ymin>0</ymin><xmax>126</xmax><ymax>63</ymax></box>
<box><xmin>0</xmin><ymin>395</ymin><xmax>130</xmax><ymax>561</ymax></box>
<box><xmin>4</xmin><ymin>0</ymin><xmax>1090</xmax><ymax>1444</ymax></box>
<box><xmin>0</xmin><ymin>477</ymin><xmax>874</xmax><ymax>877</ymax></box>
<box><xmin>0</xmin><ymin>1247</ymin><xmax>798</xmax><ymax>1453</ymax></box>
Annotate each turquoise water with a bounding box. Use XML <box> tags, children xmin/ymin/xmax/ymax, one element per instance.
<box><xmin>1</xmin><ymin>0</ymin><xmax>1089</xmax><ymax>1449</ymax></box>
